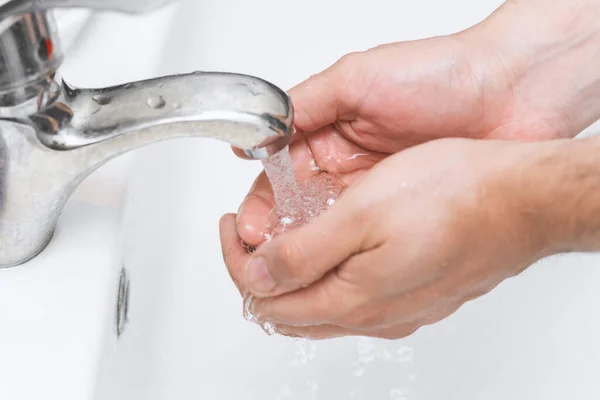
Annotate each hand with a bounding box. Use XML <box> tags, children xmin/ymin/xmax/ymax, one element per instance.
<box><xmin>221</xmin><ymin>138</ymin><xmax>576</xmax><ymax>339</ymax></box>
<box><xmin>220</xmin><ymin>0</ymin><xmax>600</xmax><ymax>339</ymax></box>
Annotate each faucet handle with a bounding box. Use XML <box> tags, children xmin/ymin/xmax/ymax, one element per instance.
<box><xmin>0</xmin><ymin>0</ymin><xmax>176</xmax><ymax>17</ymax></box>
<box><xmin>0</xmin><ymin>0</ymin><xmax>176</xmax><ymax>114</ymax></box>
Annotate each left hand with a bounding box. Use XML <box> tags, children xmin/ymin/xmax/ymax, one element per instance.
<box><xmin>220</xmin><ymin>138</ymin><xmax>563</xmax><ymax>339</ymax></box>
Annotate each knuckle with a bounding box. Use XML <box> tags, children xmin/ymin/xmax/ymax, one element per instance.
<box><xmin>336</xmin><ymin>51</ymin><xmax>362</xmax><ymax>68</ymax></box>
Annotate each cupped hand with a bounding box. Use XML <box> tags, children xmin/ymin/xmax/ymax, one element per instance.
<box><xmin>220</xmin><ymin>0</ymin><xmax>600</xmax><ymax>339</ymax></box>
<box><xmin>221</xmin><ymin>138</ymin><xmax>562</xmax><ymax>339</ymax></box>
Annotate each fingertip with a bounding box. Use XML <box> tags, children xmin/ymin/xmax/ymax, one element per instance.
<box><xmin>236</xmin><ymin>194</ymin><xmax>273</xmax><ymax>245</ymax></box>
<box><xmin>220</xmin><ymin>212</ymin><xmax>236</xmax><ymax>227</ymax></box>
<box><xmin>231</xmin><ymin>146</ymin><xmax>252</xmax><ymax>160</ymax></box>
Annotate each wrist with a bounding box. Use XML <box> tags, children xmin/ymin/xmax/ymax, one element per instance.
<box><xmin>517</xmin><ymin>137</ymin><xmax>600</xmax><ymax>254</ymax></box>
<box><xmin>459</xmin><ymin>0</ymin><xmax>600</xmax><ymax>139</ymax></box>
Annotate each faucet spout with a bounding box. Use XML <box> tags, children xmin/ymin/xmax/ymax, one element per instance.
<box><xmin>34</xmin><ymin>71</ymin><xmax>294</xmax><ymax>160</ymax></box>
<box><xmin>0</xmin><ymin>71</ymin><xmax>294</xmax><ymax>268</ymax></box>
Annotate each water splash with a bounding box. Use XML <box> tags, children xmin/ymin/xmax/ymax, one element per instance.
<box><xmin>353</xmin><ymin>337</ymin><xmax>417</xmax><ymax>383</ymax></box>
<box><xmin>307</xmin><ymin>380</ymin><xmax>319</xmax><ymax>400</ymax></box>
<box><xmin>261</xmin><ymin>146</ymin><xmax>347</xmax><ymax>238</ymax></box>
<box><xmin>243</xmin><ymin>292</ymin><xmax>277</xmax><ymax>336</ymax></box>
<box><xmin>247</xmin><ymin>147</ymin><xmax>422</xmax><ymax>398</ymax></box>
<box><xmin>243</xmin><ymin>293</ymin><xmax>256</xmax><ymax>323</ymax></box>
<box><xmin>354</xmin><ymin>337</ymin><xmax>377</xmax><ymax>377</ymax></box>
<box><xmin>395</xmin><ymin>346</ymin><xmax>415</xmax><ymax>364</ymax></box>
<box><xmin>288</xmin><ymin>338</ymin><xmax>317</xmax><ymax>367</ymax></box>
<box><xmin>390</xmin><ymin>387</ymin><xmax>410</xmax><ymax>400</ymax></box>
<box><xmin>276</xmin><ymin>384</ymin><xmax>295</xmax><ymax>400</ymax></box>
<box><xmin>261</xmin><ymin>321</ymin><xmax>277</xmax><ymax>336</ymax></box>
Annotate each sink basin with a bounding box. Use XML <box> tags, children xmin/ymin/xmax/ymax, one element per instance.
<box><xmin>3</xmin><ymin>1</ymin><xmax>600</xmax><ymax>399</ymax></box>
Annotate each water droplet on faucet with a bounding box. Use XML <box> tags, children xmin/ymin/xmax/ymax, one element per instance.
<box><xmin>92</xmin><ymin>94</ymin><xmax>112</xmax><ymax>105</ymax></box>
<box><xmin>147</xmin><ymin>96</ymin><xmax>166</xmax><ymax>109</ymax></box>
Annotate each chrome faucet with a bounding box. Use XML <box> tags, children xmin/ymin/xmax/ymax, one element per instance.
<box><xmin>0</xmin><ymin>0</ymin><xmax>294</xmax><ymax>267</ymax></box>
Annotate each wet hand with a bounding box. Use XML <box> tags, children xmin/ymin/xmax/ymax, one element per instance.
<box><xmin>220</xmin><ymin>0</ymin><xmax>600</xmax><ymax>339</ymax></box>
<box><xmin>221</xmin><ymin>139</ymin><xmax>566</xmax><ymax>339</ymax></box>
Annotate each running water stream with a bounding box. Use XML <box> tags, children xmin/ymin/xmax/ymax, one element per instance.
<box><xmin>242</xmin><ymin>145</ymin><xmax>346</xmax><ymax>331</ymax></box>
<box><xmin>261</xmin><ymin>146</ymin><xmax>347</xmax><ymax>237</ymax></box>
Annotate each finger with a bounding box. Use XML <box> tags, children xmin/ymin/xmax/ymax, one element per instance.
<box><xmin>219</xmin><ymin>213</ymin><xmax>251</xmax><ymax>294</ymax></box>
<box><xmin>236</xmin><ymin>171</ymin><xmax>274</xmax><ymax>245</ymax></box>
<box><xmin>275</xmin><ymin>323</ymin><xmax>357</xmax><ymax>340</ymax></box>
<box><xmin>288</xmin><ymin>54</ymin><xmax>360</xmax><ymax>134</ymax></box>
<box><xmin>250</xmin><ymin>271</ymin><xmax>365</xmax><ymax>325</ymax></box>
<box><xmin>231</xmin><ymin>146</ymin><xmax>251</xmax><ymax>160</ymax></box>
<box><xmin>243</xmin><ymin>188</ymin><xmax>369</xmax><ymax>297</ymax></box>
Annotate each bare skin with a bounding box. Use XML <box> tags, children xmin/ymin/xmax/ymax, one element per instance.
<box><xmin>220</xmin><ymin>0</ymin><xmax>600</xmax><ymax>339</ymax></box>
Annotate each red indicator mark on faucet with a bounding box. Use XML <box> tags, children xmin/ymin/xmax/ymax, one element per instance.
<box><xmin>37</xmin><ymin>37</ymin><xmax>53</xmax><ymax>61</ymax></box>
<box><xmin>44</xmin><ymin>38</ymin><xmax>53</xmax><ymax>59</ymax></box>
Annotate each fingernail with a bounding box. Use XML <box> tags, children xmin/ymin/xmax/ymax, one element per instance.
<box><xmin>245</xmin><ymin>256</ymin><xmax>276</xmax><ymax>294</ymax></box>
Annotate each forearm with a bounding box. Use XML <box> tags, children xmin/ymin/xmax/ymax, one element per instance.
<box><xmin>463</xmin><ymin>0</ymin><xmax>600</xmax><ymax>139</ymax></box>
<box><xmin>523</xmin><ymin>136</ymin><xmax>600</xmax><ymax>253</ymax></box>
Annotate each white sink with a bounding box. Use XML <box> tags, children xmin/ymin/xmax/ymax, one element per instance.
<box><xmin>0</xmin><ymin>4</ymin><xmax>180</xmax><ymax>400</ymax></box>
<box><xmin>3</xmin><ymin>1</ymin><xmax>600</xmax><ymax>399</ymax></box>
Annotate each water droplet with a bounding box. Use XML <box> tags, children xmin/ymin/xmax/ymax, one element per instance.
<box><xmin>307</xmin><ymin>381</ymin><xmax>318</xmax><ymax>400</ymax></box>
<box><xmin>390</xmin><ymin>388</ymin><xmax>409</xmax><ymax>400</ymax></box>
<box><xmin>354</xmin><ymin>337</ymin><xmax>377</xmax><ymax>377</ymax></box>
<box><xmin>147</xmin><ymin>96</ymin><xmax>165</xmax><ymax>109</ymax></box>
<box><xmin>276</xmin><ymin>384</ymin><xmax>295</xmax><ymax>400</ymax></box>
<box><xmin>357</xmin><ymin>337</ymin><xmax>376</xmax><ymax>363</ymax></box>
<box><xmin>261</xmin><ymin>321</ymin><xmax>277</xmax><ymax>336</ymax></box>
<box><xmin>243</xmin><ymin>293</ymin><xmax>256</xmax><ymax>323</ymax></box>
<box><xmin>354</xmin><ymin>366</ymin><xmax>366</xmax><ymax>377</ymax></box>
<box><xmin>280</xmin><ymin>216</ymin><xmax>294</xmax><ymax>226</ymax></box>
<box><xmin>172</xmin><ymin>102</ymin><xmax>182</xmax><ymax>109</ymax></box>
<box><xmin>378</xmin><ymin>347</ymin><xmax>393</xmax><ymax>361</ymax></box>
<box><xmin>396</xmin><ymin>346</ymin><xmax>415</xmax><ymax>363</ymax></box>
<box><xmin>289</xmin><ymin>339</ymin><xmax>317</xmax><ymax>367</ymax></box>
<box><xmin>92</xmin><ymin>94</ymin><xmax>111</xmax><ymax>105</ymax></box>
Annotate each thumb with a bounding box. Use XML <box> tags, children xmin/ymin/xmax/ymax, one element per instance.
<box><xmin>243</xmin><ymin>194</ymin><xmax>366</xmax><ymax>298</ymax></box>
<box><xmin>288</xmin><ymin>53</ymin><xmax>362</xmax><ymax>134</ymax></box>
